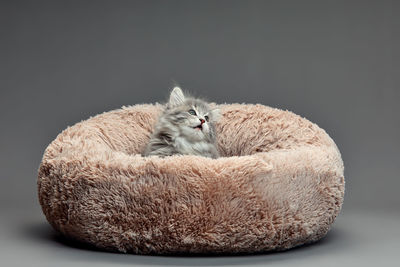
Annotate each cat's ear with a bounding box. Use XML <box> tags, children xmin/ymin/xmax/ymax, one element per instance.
<box><xmin>210</xmin><ymin>108</ymin><xmax>221</xmax><ymax>122</ymax></box>
<box><xmin>168</xmin><ymin>87</ymin><xmax>185</xmax><ymax>108</ymax></box>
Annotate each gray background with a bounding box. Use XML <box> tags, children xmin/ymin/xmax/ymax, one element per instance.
<box><xmin>1</xmin><ymin>0</ymin><xmax>399</xmax><ymax>266</ymax></box>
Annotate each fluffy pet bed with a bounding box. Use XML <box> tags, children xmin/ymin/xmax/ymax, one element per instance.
<box><xmin>37</xmin><ymin>103</ymin><xmax>345</xmax><ymax>254</ymax></box>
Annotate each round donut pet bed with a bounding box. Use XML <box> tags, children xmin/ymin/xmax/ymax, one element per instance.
<box><xmin>37</xmin><ymin>103</ymin><xmax>345</xmax><ymax>254</ymax></box>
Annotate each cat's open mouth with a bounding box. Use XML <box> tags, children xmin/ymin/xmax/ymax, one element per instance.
<box><xmin>193</xmin><ymin>124</ymin><xmax>203</xmax><ymax>130</ymax></box>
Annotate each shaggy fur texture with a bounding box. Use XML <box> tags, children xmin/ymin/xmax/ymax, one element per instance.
<box><xmin>37</xmin><ymin>103</ymin><xmax>345</xmax><ymax>254</ymax></box>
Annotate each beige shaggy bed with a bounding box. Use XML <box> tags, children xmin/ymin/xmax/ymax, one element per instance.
<box><xmin>37</xmin><ymin>103</ymin><xmax>345</xmax><ymax>254</ymax></box>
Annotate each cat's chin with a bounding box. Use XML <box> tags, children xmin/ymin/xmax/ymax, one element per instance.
<box><xmin>179</xmin><ymin>126</ymin><xmax>208</xmax><ymax>141</ymax></box>
<box><xmin>181</xmin><ymin>125</ymin><xmax>202</xmax><ymax>134</ymax></box>
<box><xmin>192</xmin><ymin>127</ymin><xmax>204</xmax><ymax>135</ymax></box>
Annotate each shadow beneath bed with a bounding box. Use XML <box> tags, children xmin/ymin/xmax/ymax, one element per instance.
<box><xmin>23</xmin><ymin>221</ymin><xmax>350</xmax><ymax>266</ymax></box>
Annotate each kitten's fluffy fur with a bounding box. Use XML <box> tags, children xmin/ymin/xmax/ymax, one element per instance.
<box><xmin>143</xmin><ymin>87</ymin><xmax>220</xmax><ymax>158</ymax></box>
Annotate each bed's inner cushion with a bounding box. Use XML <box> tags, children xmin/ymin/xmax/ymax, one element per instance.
<box><xmin>58</xmin><ymin>104</ymin><xmax>331</xmax><ymax>159</ymax></box>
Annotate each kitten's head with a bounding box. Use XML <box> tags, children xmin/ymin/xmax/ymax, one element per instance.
<box><xmin>164</xmin><ymin>86</ymin><xmax>220</xmax><ymax>142</ymax></box>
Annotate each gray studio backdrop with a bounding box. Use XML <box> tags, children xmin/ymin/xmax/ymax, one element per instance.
<box><xmin>1</xmin><ymin>0</ymin><xmax>399</xmax><ymax>226</ymax></box>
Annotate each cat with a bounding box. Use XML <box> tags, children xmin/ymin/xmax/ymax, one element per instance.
<box><xmin>143</xmin><ymin>86</ymin><xmax>220</xmax><ymax>158</ymax></box>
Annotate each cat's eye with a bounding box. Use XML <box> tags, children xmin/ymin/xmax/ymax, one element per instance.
<box><xmin>205</xmin><ymin>115</ymin><xmax>209</xmax><ymax>122</ymax></box>
<box><xmin>188</xmin><ymin>109</ymin><xmax>196</xmax><ymax>116</ymax></box>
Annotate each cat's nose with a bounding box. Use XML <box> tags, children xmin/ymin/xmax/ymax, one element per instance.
<box><xmin>200</xmin><ymin>118</ymin><xmax>205</xmax><ymax>124</ymax></box>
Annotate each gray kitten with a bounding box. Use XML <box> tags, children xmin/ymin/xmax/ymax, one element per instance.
<box><xmin>143</xmin><ymin>87</ymin><xmax>220</xmax><ymax>158</ymax></box>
